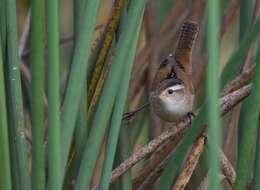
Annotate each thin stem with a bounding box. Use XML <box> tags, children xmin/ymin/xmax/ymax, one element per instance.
<box><xmin>60</xmin><ymin>0</ymin><xmax>101</xmax><ymax>180</ymax></box>
<box><xmin>46</xmin><ymin>0</ymin><xmax>61</xmax><ymax>189</ymax></box>
<box><xmin>0</xmin><ymin>31</ymin><xmax>12</xmax><ymax>190</ymax></box>
<box><xmin>5</xmin><ymin>0</ymin><xmax>31</xmax><ymax>189</ymax></box>
<box><xmin>31</xmin><ymin>0</ymin><xmax>45</xmax><ymax>189</ymax></box>
<box><xmin>206</xmin><ymin>0</ymin><xmax>221</xmax><ymax>189</ymax></box>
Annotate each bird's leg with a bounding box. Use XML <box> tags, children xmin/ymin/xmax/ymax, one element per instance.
<box><xmin>187</xmin><ymin>111</ymin><xmax>195</xmax><ymax>125</ymax></box>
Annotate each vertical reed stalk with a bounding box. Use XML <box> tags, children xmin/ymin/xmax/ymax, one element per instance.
<box><xmin>235</xmin><ymin>42</ymin><xmax>260</xmax><ymax>190</ymax></box>
<box><xmin>60</xmin><ymin>0</ymin><xmax>101</xmax><ymax>179</ymax></box>
<box><xmin>206</xmin><ymin>0</ymin><xmax>221</xmax><ymax>190</ymax></box>
<box><xmin>0</xmin><ymin>32</ymin><xmax>12</xmax><ymax>190</ymax></box>
<box><xmin>74</xmin><ymin>0</ymin><xmax>146</xmax><ymax>189</ymax></box>
<box><xmin>46</xmin><ymin>0</ymin><xmax>61</xmax><ymax>189</ymax></box>
<box><xmin>6</xmin><ymin>0</ymin><xmax>30</xmax><ymax>189</ymax></box>
<box><xmin>31</xmin><ymin>0</ymin><xmax>45</xmax><ymax>189</ymax></box>
<box><xmin>0</xmin><ymin>0</ymin><xmax>6</xmax><ymax>57</ymax></box>
<box><xmin>99</xmin><ymin>6</ymin><xmax>143</xmax><ymax>189</ymax></box>
<box><xmin>253</xmin><ymin>117</ymin><xmax>260</xmax><ymax>190</ymax></box>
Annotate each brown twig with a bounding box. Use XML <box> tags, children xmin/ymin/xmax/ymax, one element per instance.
<box><xmin>19</xmin><ymin>8</ymin><xmax>48</xmax><ymax>109</ymax></box>
<box><xmin>132</xmin><ymin>126</ymin><xmax>187</xmax><ymax>189</ymax></box>
<box><xmin>219</xmin><ymin>149</ymin><xmax>236</xmax><ymax>186</ymax></box>
<box><xmin>223</xmin><ymin>105</ymin><xmax>240</xmax><ymax>166</ymax></box>
<box><xmin>172</xmin><ymin>134</ymin><xmax>206</xmax><ymax>190</ymax></box>
<box><xmin>135</xmin><ymin>145</ymin><xmax>176</xmax><ymax>190</ymax></box>
<box><xmin>19</xmin><ymin>8</ymin><xmax>32</xmax><ymax>83</ymax></box>
<box><xmin>109</xmin><ymin>84</ymin><xmax>251</xmax><ymax>184</ymax></box>
<box><xmin>197</xmin><ymin>148</ymin><xmax>236</xmax><ymax>190</ymax></box>
<box><xmin>134</xmin><ymin>125</ymin><xmax>236</xmax><ymax>190</ymax></box>
<box><xmin>19</xmin><ymin>8</ymin><xmax>31</xmax><ymax>57</ymax></box>
<box><xmin>221</xmin><ymin>65</ymin><xmax>255</xmax><ymax>96</ymax></box>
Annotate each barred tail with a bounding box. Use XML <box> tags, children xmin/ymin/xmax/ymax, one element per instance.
<box><xmin>175</xmin><ymin>20</ymin><xmax>199</xmax><ymax>74</ymax></box>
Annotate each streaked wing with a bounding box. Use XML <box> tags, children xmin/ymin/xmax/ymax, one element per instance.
<box><xmin>175</xmin><ymin>20</ymin><xmax>198</xmax><ymax>74</ymax></box>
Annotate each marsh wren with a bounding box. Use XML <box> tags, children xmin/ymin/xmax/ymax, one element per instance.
<box><xmin>149</xmin><ymin>21</ymin><xmax>199</xmax><ymax>122</ymax></box>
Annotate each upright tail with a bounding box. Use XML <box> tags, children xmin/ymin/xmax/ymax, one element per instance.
<box><xmin>175</xmin><ymin>20</ymin><xmax>199</xmax><ymax>74</ymax></box>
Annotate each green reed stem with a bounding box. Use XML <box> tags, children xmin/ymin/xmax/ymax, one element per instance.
<box><xmin>0</xmin><ymin>32</ymin><xmax>12</xmax><ymax>190</ymax></box>
<box><xmin>31</xmin><ymin>0</ymin><xmax>45</xmax><ymax>189</ymax></box>
<box><xmin>74</xmin><ymin>0</ymin><xmax>146</xmax><ymax>189</ymax></box>
<box><xmin>206</xmin><ymin>0</ymin><xmax>221</xmax><ymax>190</ymax></box>
<box><xmin>46</xmin><ymin>0</ymin><xmax>61</xmax><ymax>189</ymax></box>
<box><xmin>6</xmin><ymin>0</ymin><xmax>30</xmax><ymax>189</ymax></box>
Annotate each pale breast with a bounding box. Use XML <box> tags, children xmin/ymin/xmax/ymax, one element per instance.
<box><xmin>150</xmin><ymin>91</ymin><xmax>194</xmax><ymax>122</ymax></box>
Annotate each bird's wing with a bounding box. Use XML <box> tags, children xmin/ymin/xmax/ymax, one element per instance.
<box><xmin>175</xmin><ymin>20</ymin><xmax>199</xmax><ymax>74</ymax></box>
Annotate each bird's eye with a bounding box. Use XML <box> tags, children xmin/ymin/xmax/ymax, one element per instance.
<box><xmin>168</xmin><ymin>89</ymin><xmax>174</xmax><ymax>94</ymax></box>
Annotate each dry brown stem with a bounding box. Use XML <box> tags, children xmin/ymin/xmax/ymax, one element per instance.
<box><xmin>221</xmin><ymin>65</ymin><xmax>255</xmax><ymax>96</ymax></box>
<box><xmin>135</xmin><ymin>147</ymin><xmax>175</xmax><ymax>190</ymax></box>
<box><xmin>19</xmin><ymin>8</ymin><xmax>48</xmax><ymax>109</ymax></box>
<box><xmin>172</xmin><ymin>134</ymin><xmax>206</xmax><ymax>190</ymax></box>
<box><xmin>220</xmin><ymin>0</ymin><xmax>239</xmax><ymax>38</ymax></box>
<box><xmin>219</xmin><ymin>149</ymin><xmax>236</xmax><ymax>187</ymax></box>
<box><xmin>132</xmin><ymin>126</ymin><xmax>186</xmax><ymax>188</ymax></box>
<box><xmin>197</xmin><ymin>149</ymin><xmax>236</xmax><ymax>190</ymax></box>
<box><xmin>223</xmin><ymin>105</ymin><xmax>240</xmax><ymax>165</ymax></box>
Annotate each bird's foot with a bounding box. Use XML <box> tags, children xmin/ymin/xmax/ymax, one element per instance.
<box><xmin>187</xmin><ymin>111</ymin><xmax>195</xmax><ymax>125</ymax></box>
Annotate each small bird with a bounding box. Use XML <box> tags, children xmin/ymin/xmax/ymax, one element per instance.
<box><xmin>149</xmin><ymin>20</ymin><xmax>199</xmax><ymax>122</ymax></box>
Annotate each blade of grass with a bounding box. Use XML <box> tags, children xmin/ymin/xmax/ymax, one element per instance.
<box><xmin>98</xmin><ymin>14</ymin><xmax>142</xmax><ymax>190</ymax></box>
<box><xmin>206</xmin><ymin>0</ymin><xmax>221</xmax><ymax>190</ymax></box>
<box><xmin>31</xmin><ymin>0</ymin><xmax>45</xmax><ymax>189</ymax></box>
<box><xmin>234</xmin><ymin>1</ymin><xmax>254</xmax><ymax>189</ymax></box>
<box><xmin>234</xmin><ymin>42</ymin><xmax>260</xmax><ymax>190</ymax></box>
<box><xmin>73</xmin><ymin>0</ymin><xmax>88</xmax><ymax>169</ymax></box>
<box><xmin>62</xmin><ymin>89</ymin><xmax>88</xmax><ymax>190</ymax></box>
<box><xmin>74</xmin><ymin>0</ymin><xmax>146</xmax><ymax>189</ymax></box>
<box><xmin>46</xmin><ymin>0</ymin><xmax>61</xmax><ymax>189</ymax></box>
<box><xmin>237</xmin><ymin>0</ymin><xmax>253</xmax><ymax>146</ymax></box>
<box><xmin>118</xmin><ymin>127</ymin><xmax>132</xmax><ymax>190</ymax></box>
<box><xmin>75</xmin><ymin>89</ymin><xmax>88</xmax><ymax>154</ymax></box>
<box><xmin>0</xmin><ymin>33</ymin><xmax>12</xmax><ymax>190</ymax></box>
<box><xmin>5</xmin><ymin>0</ymin><xmax>31</xmax><ymax>189</ymax></box>
<box><xmin>60</xmin><ymin>0</ymin><xmax>101</xmax><ymax>178</ymax></box>
<box><xmin>253</xmin><ymin>115</ymin><xmax>260</xmax><ymax>190</ymax></box>
<box><xmin>220</xmin><ymin>17</ymin><xmax>260</xmax><ymax>88</ymax></box>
